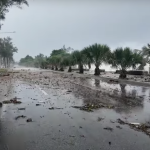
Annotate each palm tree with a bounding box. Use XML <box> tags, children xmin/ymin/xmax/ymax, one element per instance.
<box><xmin>109</xmin><ymin>47</ymin><xmax>143</xmax><ymax>79</ymax></box>
<box><xmin>82</xmin><ymin>47</ymin><xmax>93</xmax><ymax>70</ymax></box>
<box><xmin>140</xmin><ymin>44</ymin><xmax>150</xmax><ymax>73</ymax></box>
<box><xmin>60</xmin><ymin>53</ymin><xmax>75</xmax><ymax>72</ymax></box>
<box><xmin>0</xmin><ymin>37</ymin><xmax>17</xmax><ymax>68</ymax></box>
<box><xmin>49</xmin><ymin>55</ymin><xmax>61</xmax><ymax>71</ymax></box>
<box><xmin>83</xmin><ymin>43</ymin><xmax>110</xmax><ymax>75</ymax></box>
<box><xmin>72</xmin><ymin>50</ymin><xmax>85</xmax><ymax>74</ymax></box>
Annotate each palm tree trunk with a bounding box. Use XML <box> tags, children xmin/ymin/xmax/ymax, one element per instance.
<box><xmin>79</xmin><ymin>64</ymin><xmax>83</xmax><ymax>74</ymax></box>
<box><xmin>68</xmin><ymin>66</ymin><xmax>72</xmax><ymax>72</ymax></box>
<box><xmin>4</xmin><ymin>57</ymin><xmax>7</xmax><ymax>68</ymax></box>
<box><xmin>88</xmin><ymin>62</ymin><xmax>91</xmax><ymax>69</ymax></box>
<box><xmin>94</xmin><ymin>64</ymin><xmax>100</xmax><ymax>75</ymax></box>
<box><xmin>51</xmin><ymin>66</ymin><xmax>54</xmax><ymax>70</ymax></box>
<box><xmin>0</xmin><ymin>56</ymin><xmax>1</xmax><ymax>68</ymax></box>
<box><xmin>119</xmin><ymin>69</ymin><xmax>126</xmax><ymax>79</ymax></box>
<box><xmin>1</xmin><ymin>57</ymin><xmax>3</xmax><ymax>68</ymax></box>
<box><xmin>59</xmin><ymin>66</ymin><xmax>64</xmax><ymax>71</ymax></box>
<box><xmin>7</xmin><ymin>57</ymin><xmax>9</xmax><ymax>68</ymax></box>
<box><xmin>149</xmin><ymin>63</ymin><xmax>150</xmax><ymax>74</ymax></box>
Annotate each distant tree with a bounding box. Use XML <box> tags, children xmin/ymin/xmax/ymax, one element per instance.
<box><xmin>34</xmin><ymin>53</ymin><xmax>45</xmax><ymax>68</ymax></box>
<box><xmin>50</xmin><ymin>49</ymin><xmax>66</xmax><ymax>57</ymax></box>
<box><xmin>60</xmin><ymin>53</ymin><xmax>74</xmax><ymax>72</ymax></box>
<box><xmin>141</xmin><ymin>44</ymin><xmax>150</xmax><ymax>73</ymax></box>
<box><xmin>19</xmin><ymin>55</ymin><xmax>34</xmax><ymax>67</ymax></box>
<box><xmin>0</xmin><ymin>37</ymin><xmax>18</xmax><ymax>68</ymax></box>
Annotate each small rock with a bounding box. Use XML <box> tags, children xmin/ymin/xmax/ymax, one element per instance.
<box><xmin>98</xmin><ymin>117</ymin><xmax>104</xmax><ymax>122</ymax></box>
<box><xmin>15</xmin><ymin>115</ymin><xmax>26</xmax><ymax>120</ymax></box>
<box><xmin>36</xmin><ymin>104</ymin><xmax>41</xmax><ymax>106</ymax></box>
<box><xmin>26</xmin><ymin>118</ymin><xmax>32</xmax><ymax>122</ymax></box>
<box><xmin>116</xmin><ymin>126</ymin><xmax>122</xmax><ymax>129</ymax></box>
<box><xmin>104</xmin><ymin>127</ymin><xmax>113</xmax><ymax>131</ymax></box>
<box><xmin>18</xmin><ymin>108</ymin><xmax>25</xmax><ymax>110</ymax></box>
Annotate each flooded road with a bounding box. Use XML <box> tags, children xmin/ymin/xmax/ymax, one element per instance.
<box><xmin>0</xmin><ymin>69</ymin><xmax>150</xmax><ymax>150</ymax></box>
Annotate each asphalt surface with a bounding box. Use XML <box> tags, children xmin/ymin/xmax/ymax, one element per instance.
<box><xmin>0</xmin><ymin>69</ymin><xmax>150</xmax><ymax>150</ymax></box>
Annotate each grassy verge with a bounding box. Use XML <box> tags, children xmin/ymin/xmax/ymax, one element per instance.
<box><xmin>0</xmin><ymin>68</ymin><xmax>8</xmax><ymax>76</ymax></box>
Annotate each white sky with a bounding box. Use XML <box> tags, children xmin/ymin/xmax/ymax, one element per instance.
<box><xmin>1</xmin><ymin>0</ymin><xmax>150</xmax><ymax>61</ymax></box>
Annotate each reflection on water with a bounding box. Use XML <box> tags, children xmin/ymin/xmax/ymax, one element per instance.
<box><xmin>89</xmin><ymin>79</ymin><xmax>149</xmax><ymax>101</ymax></box>
<box><xmin>94</xmin><ymin>79</ymin><xmax>100</xmax><ymax>87</ymax></box>
<box><xmin>66</xmin><ymin>78</ymin><xmax>150</xmax><ymax>122</ymax></box>
<box><xmin>72</xmin><ymin>78</ymin><xmax>150</xmax><ymax>113</ymax></box>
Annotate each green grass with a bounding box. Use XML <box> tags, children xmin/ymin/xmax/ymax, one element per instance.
<box><xmin>0</xmin><ymin>68</ymin><xmax>8</xmax><ymax>72</ymax></box>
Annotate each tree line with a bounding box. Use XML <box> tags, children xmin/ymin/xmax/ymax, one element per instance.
<box><xmin>0</xmin><ymin>0</ymin><xmax>28</xmax><ymax>68</ymax></box>
<box><xmin>0</xmin><ymin>37</ymin><xmax>18</xmax><ymax>68</ymax></box>
<box><xmin>19</xmin><ymin>43</ymin><xmax>150</xmax><ymax>79</ymax></box>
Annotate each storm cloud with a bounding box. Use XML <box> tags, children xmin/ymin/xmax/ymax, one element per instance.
<box><xmin>1</xmin><ymin>0</ymin><xmax>150</xmax><ymax>61</ymax></box>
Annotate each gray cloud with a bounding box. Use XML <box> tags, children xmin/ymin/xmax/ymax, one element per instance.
<box><xmin>1</xmin><ymin>0</ymin><xmax>150</xmax><ymax>61</ymax></box>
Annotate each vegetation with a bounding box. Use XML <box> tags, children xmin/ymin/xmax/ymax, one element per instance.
<box><xmin>0</xmin><ymin>1</ymin><xmax>29</xmax><ymax>69</ymax></box>
<box><xmin>82</xmin><ymin>44</ymin><xmax>110</xmax><ymax>75</ymax></box>
<box><xmin>109</xmin><ymin>47</ymin><xmax>143</xmax><ymax>78</ymax></box>
<box><xmin>19</xmin><ymin>54</ymin><xmax>47</xmax><ymax>68</ymax></box>
<box><xmin>0</xmin><ymin>37</ymin><xmax>18</xmax><ymax>68</ymax></box>
<box><xmin>19</xmin><ymin>43</ymin><xmax>148</xmax><ymax>78</ymax></box>
<box><xmin>19</xmin><ymin>55</ymin><xmax>34</xmax><ymax>67</ymax></box>
<box><xmin>140</xmin><ymin>44</ymin><xmax>150</xmax><ymax>72</ymax></box>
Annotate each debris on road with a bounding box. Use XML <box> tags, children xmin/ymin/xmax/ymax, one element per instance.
<box><xmin>117</xmin><ymin>118</ymin><xmax>126</xmax><ymax>125</ymax></box>
<box><xmin>69</xmin><ymin>135</ymin><xmax>75</xmax><ymax>137</ymax></box>
<box><xmin>3</xmin><ymin>97</ymin><xmax>22</xmax><ymax>104</ymax></box>
<box><xmin>103</xmin><ymin>127</ymin><xmax>113</xmax><ymax>132</ymax></box>
<box><xmin>0</xmin><ymin>102</ymin><xmax>2</xmax><ymax>107</ymax></box>
<box><xmin>110</xmin><ymin>120</ymin><xmax>115</xmax><ymax>123</ymax></box>
<box><xmin>36</xmin><ymin>104</ymin><xmax>41</xmax><ymax>106</ymax></box>
<box><xmin>130</xmin><ymin>123</ymin><xmax>140</xmax><ymax>125</ymax></box>
<box><xmin>49</xmin><ymin>107</ymin><xmax>63</xmax><ymax>110</ymax></box>
<box><xmin>116</xmin><ymin>126</ymin><xmax>122</xmax><ymax>129</ymax></box>
<box><xmin>72</xmin><ymin>103</ymin><xmax>114</xmax><ymax>112</ymax></box>
<box><xmin>38</xmin><ymin>101</ymin><xmax>45</xmax><ymax>103</ymax></box>
<box><xmin>97</xmin><ymin>117</ymin><xmax>105</xmax><ymax>122</ymax></box>
<box><xmin>18</xmin><ymin>108</ymin><xmax>26</xmax><ymax>110</ymax></box>
<box><xmin>80</xmin><ymin>135</ymin><xmax>85</xmax><ymax>138</ymax></box>
<box><xmin>117</xmin><ymin>118</ymin><xmax>150</xmax><ymax>137</ymax></box>
<box><xmin>26</xmin><ymin>118</ymin><xmax>32</xmax><ymax>122</ymax></box>
<box><xmin>66</xmin><ymin>90</ymin><xmax>72</xmax><ymax>93</ymax></box>
<box><xmin>15</xmin><ymin>115</ymin><xmax>26</xmax><ymax>120</ymax></box>
<box><xmin>109</xmin><ymin>79</ymin><xmax>118</xmax><ymax>83</ymax></box>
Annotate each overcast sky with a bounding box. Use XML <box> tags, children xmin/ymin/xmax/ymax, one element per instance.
<box><xmin>1</xmin><ymin>0</ymin><xmax>150</xmax><ymax>61</ymax></box>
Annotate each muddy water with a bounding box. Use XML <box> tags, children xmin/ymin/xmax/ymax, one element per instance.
<box><xmin>73</xmin><ymin>77</ymin><xmax>150</xmax><ymax>122</ymax></box>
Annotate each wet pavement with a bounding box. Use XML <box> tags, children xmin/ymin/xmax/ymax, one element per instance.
<box><xmin>0</xmin><ymin>69</ymin><xmax>150</xmax><ymax>150</ymax></box>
